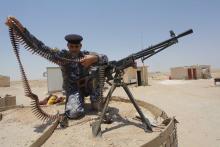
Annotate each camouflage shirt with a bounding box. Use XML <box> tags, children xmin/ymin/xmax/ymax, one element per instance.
<box><xmin>58</xmin><ymin>50</ymin><xmax>108</xmax><ymax>91</ymax></box>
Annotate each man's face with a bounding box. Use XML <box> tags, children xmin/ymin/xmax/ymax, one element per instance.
<box><xmin>67</xmin><ymin>43</ymin><xmax>82</xmax><ymax>54</ymax></box>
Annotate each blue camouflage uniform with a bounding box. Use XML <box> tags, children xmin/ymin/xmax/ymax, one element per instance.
<box><xmin>23</xmin><ymin>29</ymin><xmax>108</xmax><ymax>119</ymax></box>
<box><xmin>60</xmin><ymin>50</ymin><xmax>108</xmax><ymax>119</ymax></box>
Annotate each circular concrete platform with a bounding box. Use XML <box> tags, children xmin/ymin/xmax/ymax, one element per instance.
<box><xmin>0</xmin><ymin>96</ymin><xmax>178</xmax><ymax>147</ymax></box>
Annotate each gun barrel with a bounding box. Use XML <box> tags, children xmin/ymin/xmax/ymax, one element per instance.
<box><xmin>133</xmin><ymin>29</ymin><xmax>193</xmax><ymax>60</ymax></box>
<box><xmin>176</xmin><ymin>29</ymin><xmax>193</xmax><ymax>39</ymax></box>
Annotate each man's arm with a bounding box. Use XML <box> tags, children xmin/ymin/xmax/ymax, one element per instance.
<box><xmin>80</xmin><ymin>51</ymin><xmax>108</xmax><ymax>68</ymax></box>
<box><xmin>5</xmin><ymin>16</ymin><xmax>66</xmax><ymax>65</ymax></box>
<box><xmin>89</xmin><ymin>52</ymin><xmax>108</xmax><ymax>64</ymax></box>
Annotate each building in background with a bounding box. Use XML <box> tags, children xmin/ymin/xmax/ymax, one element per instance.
<box><xmin>170</xmin><ymin>65</ymin><xmax>211</xmax><ymax>80</ymax></box>
<box><xmin>123</xmin><ymin>66</ymin><xmax>148</xmax><ymax>86</ymax></box>
<box><xmin>0</xmin><ymin>75</ymin><xmax>10</xmax><ymax>87</ymax></box>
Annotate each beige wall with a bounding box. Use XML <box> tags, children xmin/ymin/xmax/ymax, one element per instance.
<box><xmin>139</xmin><ymin>66</ymin><xmax>148</xmax><ymax>86</ymax></box>
<box><xmin>123</xmin><ymin>66</ymin><xmax>148</xmax><ymax>85</ymax></box>
<box><xmin>170</xmin><ymin>65</ymin><xmax>211</xmax><ymax>80</ymax></box>
<box><xmin>171</xmin><ymin>67</ymin><xmax>188</xmax><ymax>79</ymax></box>
<box><xmin>0</xmin><ymin>95</ymin><xmax>16</xmax><ymax>107</ymax></box>
<box><xmin>0</xmin><ymin>75</ymin><xmax>10</xmax><ymax>87</ymax></box>
<box><xmin>199</xmin><ymin>65</ymin><xmax>211</xmax><ymax>78</ymax></box>
<box><xmin>123</xmin><ymin>67</ymin><xmax>137</xmax><ymax>83</ymax></box>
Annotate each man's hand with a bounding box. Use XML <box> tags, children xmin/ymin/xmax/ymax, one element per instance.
<box><xmin>80</xmin><ymin>55</ymin><xmax>98</xmax><ymax>68</ymax></box>
<box><xmin>5</xmin><ymin>16</ymin><xmax>25</xmax><ymax>32</ymax></box>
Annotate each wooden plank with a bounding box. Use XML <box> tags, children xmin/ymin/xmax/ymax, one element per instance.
<box><xmin>30</xmin><ymin>119</ymin><xmax>59</xmax><ymax>147</ymax></box>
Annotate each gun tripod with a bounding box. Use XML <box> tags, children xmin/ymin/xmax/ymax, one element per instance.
<box><xmin>92</xmin><ymin>70</ymin><xmax>152</xmax><ymax>137</ymax></box>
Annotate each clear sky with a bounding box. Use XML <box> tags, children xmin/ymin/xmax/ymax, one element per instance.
<box><xmin>0</xmin><ymin>0</ymin><xmax>219</xmax><ymax>80</ymax></box>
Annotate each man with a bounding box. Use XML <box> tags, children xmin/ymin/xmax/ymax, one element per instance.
<box><xmin>60</xmin><ymin>34</ymin><xmax>108</xmax><ymax>119</ymax></box>
<box><xmin>5</xmin><ymin>17</ymin><xmax>108</xmax><ymax>124</ymax></box>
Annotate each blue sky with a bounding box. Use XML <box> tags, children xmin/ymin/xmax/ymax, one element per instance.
<box><xmin>0</xmin><ymin>0</ymin><xmax>219</xmax><ymax>80</ymax></box>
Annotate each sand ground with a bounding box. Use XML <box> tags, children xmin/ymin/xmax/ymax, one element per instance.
<box><xmin>0</xmin><ymin>74</ymin><xmax>220</xmax><ymax>146</ymax></box>
<box><xmin>113</xmin><ymin>79</ymin><xmax>220</xmax><ymax>147</ymax></box>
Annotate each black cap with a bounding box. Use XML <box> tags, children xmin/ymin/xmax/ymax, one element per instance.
<box><xmin>65</xmin><ymin>34</ymin><xmax>83</xmax><ymax>44</ymax></box>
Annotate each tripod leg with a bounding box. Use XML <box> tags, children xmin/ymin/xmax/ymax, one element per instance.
<box><xmin>92</xmin><ymin>84</ymin><xmax>116</xmax><ymax>137</ymax></box>
<box><xmin>122</xmin><ymin>84</ymin><xmax>152</xmax><ymax>132</ymax></box>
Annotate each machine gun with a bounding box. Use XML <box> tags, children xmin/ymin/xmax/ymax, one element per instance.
<box><xmin>91</xmin><ymin>29</ymin><xmax>193</xmax><ymax>136</ymax></box>
<box><xmin>106</xmin><ymin>29</ymin><xmax>193</xmax><ymax>75</ymax></box>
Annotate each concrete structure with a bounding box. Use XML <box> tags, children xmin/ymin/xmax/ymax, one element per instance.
<box><xmin>0</xmin><ymin>75</ymin><xmax>10</xmax><ymax>87</ymax></box>
<box><xmin>0</xmin><ymin>95</ymin><xmax>16</xmax><ymax>107</ymax></box>
<box><xmin>0</xmin><ymin>97</ymin><xmax>5</xmax><ymax>107</ymax></box>
<box><xmin>4</xmin><ymin>95</ymin><xmax>16</xmax><ymax>106</ymax></box>
<box><xmin>123</xmin><ymin>65</ymin><xmax>148</xmax><ymax>86</ymax></box>
<box><xmin>170</xmin><ymin>65</ymin><xmax>211</xmax><ymax>80</ymax></box>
